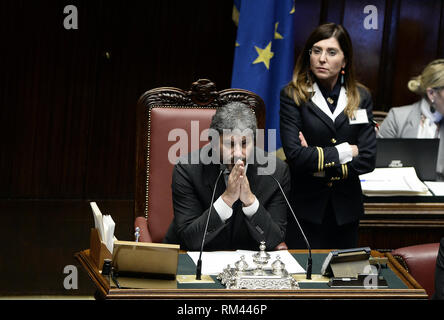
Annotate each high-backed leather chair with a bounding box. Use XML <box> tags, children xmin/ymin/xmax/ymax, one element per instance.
<box><xmin>133</xmin><ymin>79</ymin><xmax>268</xmax><ymax>244</ymax></box>
<box><xmin>391</xmin><ymin>243</ymin><xmax>440</xmax><ymax>298</ymax></box>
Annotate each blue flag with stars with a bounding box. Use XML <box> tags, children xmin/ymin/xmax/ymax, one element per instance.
<box><xmin>231</xmin><ymin>0</ymin><xmax>295</xmax><ymax>152</ymax></box>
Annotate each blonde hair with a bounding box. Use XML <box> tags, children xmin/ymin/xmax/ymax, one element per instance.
<box><xmin>285</xmin><ymin>23</ymin><xmax>363</xmax><ymax>118</ymax></box>
<box><xmin>407</xmin><ymin>59</ymin><xmax>444</xmax><ymax>97</ymax></box>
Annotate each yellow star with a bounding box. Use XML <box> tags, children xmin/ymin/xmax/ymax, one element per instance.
<box><xmin>252</xmin><ymin>41</ymin><xmax>274</xmax><ymax>69</ymax></box>
<box><xmin>274</xmin><ymin>22</ymin><xmax>283</xmax><ymax>40</ymax></box>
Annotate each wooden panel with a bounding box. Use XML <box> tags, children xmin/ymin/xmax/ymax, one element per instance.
<box><xmin>292</xmin><ymin>0</ymin><xmax>323</xmax><ymax>57</ymax></box>
<box><xmin>391</xmin><ymin>0</ymin><xmax>444</xmax><ymax>107</ymax></box>
<box><xmin>0</xmin><ymin>0</ymin><xmax>235</xmax><ymax>199</ymax></box>
<box><xmin>374</xmin><ymin>0</ymin><xmax>400</xmax><ymax>110</ymax></box>
<box><xmin>0</xmin><ymin>200</ymin><xmax>133</xmax><ymax>295</ymax></box>
<box><xmin>359</xmin><ymin>202</ymin><xmax>444</xmax><ymax>250</ymax></box>
<box><xmin>0</xmin><ymin>1</ymin><xmax>102</xmax><ymax>198</ymax></box>
<box><xmin>343</xmin><ymin>0</ymin><xmax>386</xmax><ymax>98</ymax></box>
<box><xmin>359</xmin><ymin>226</ymin><xmax>444</xmax><ymax>251</ymax></box>
<box><xmin>321</xmin><ymin>0</ymin><xmax>346</xmax><ymax>24</ymax></box>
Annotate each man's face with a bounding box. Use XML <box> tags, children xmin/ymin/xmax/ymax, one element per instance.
<box><xmin>219</xmin><ymin>131</ymin><xmax>254</xmax><ymax>170</ymax></box>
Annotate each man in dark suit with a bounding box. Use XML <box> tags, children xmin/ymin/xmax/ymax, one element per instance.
<box><xmin>164</xmin><ymin>102</ymin><xmax>290</xmax><ymax>251</ymax></box>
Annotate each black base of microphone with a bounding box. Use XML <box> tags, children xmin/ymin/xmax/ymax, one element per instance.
<box><xmin>196</xmin><ymin>260</ymin><xmax>202</xmax><ymax>280</ymax></box>
<box><xmin>306</xmin><ymin>257</ymin><xmax>313</xmax><ymax>280</ymax></box>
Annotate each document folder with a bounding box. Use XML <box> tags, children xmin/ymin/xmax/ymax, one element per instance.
<box><xmin>89</xmin><ymin>228</ymin><xmax>112</xmax><ymax>270</ymax></box>
<box><xmin>112</xmin><ymin>241</ymin><xmax>180</xmax><ymax>279</ymax></box>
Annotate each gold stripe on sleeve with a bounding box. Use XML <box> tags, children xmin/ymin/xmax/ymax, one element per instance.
<box><xmin>342</xmin><ymin>164</ymin><xmax>348</xmax><ymax>179</ymax></box>
<box><xmin>316</xmin><ymin>147</ymin><xmax>321</xmax><ymax>172</ymax></box>
<box><xmin>319</xmin><ymin>147</ymin><xmax>324</xmax><ymax>171</ymax></box>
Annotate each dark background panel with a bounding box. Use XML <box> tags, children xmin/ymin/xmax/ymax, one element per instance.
<box><xmin>342</xmin><ymin>0</ymin><xmax>386</xmax><ymax>98</ymax></box>
<box><xmin>0</xmin><ymin>0</ymin><xmax>443</xmax><ymax>296</ymax></box>
<box><xmin>0</xmin><ymin>200</ymin><xmax>133</xmax><ymax>295</ymax></box>
<box><xmin>391</xmin><ymin>0</ymin><xmax>443</xmax><ymax>107</ymax></box>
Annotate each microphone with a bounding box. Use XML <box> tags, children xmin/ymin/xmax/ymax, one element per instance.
<box><xmin>134</xmin><ymin>227</ymin><xmax>140</xmax><ymax>242</ymax></box>
<box><xmin>196</xmin><ymin>168</ymin><xmax>225</xmax><ymax>280</ymax></box>
<box><xmin>267</xmin><ymin>174</ymin><xmax>313</xmax><ymax>280</ymax></box>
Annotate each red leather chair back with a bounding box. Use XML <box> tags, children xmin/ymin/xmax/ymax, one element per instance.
<box><xmin>135</xmin><ymin>79</ymin><xmax>265</xmax><ymax>243</ymax></box>
<box><xmin>146</xmin><ymin>107</ymin><xmax>216</xmax><ymax>242</ymax></box>
<box><xmin>392</xmin><ymin>243</ymin><xmax>440</xmax><ymax>298</ymax></box>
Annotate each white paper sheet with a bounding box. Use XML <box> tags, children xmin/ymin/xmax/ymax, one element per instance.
<box><xmin>102</xmin><ymin>214</ymin><xmax>116</xmax><ymax>253</ymax></box>
<box><xmin>90</xmin><ymin>201</ymin><xmax>116</xmax><ymax>253</ymax></box>
<box><xmin>424</xmin><ymin>181</ymin><xmax>444</xmax><ymax>196</ymax></box>
<box><xmin>187</xmin><ymin>250</ymin><xmax>306</xmax><ymax>275</ymax></box>
<box><xmin>90</xmin><ymin>202</ymin><xmax>105</xmax><ymax>240</ymax></box>
<box><xmin>359</xmin><ymin>167</ymin><xmax>430</xmax><ymax>195</ymax></box>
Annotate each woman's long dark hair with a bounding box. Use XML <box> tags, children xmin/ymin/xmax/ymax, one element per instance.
<box><xmin>285</xmin><ymin>23</ymin><xmax>363</xmax><ymax>117</ymax></box>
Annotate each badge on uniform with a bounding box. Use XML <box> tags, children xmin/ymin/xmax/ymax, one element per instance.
<box><xmin>349</xmin><ymin>109</ymin><xmax>369</xmax><ymax>124</ymax></box>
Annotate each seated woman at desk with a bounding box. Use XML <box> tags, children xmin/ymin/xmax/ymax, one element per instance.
<box><xmin>378</xmin><ymin>59</ymin><xmax>444</xmax><ymax>181</ymax></box>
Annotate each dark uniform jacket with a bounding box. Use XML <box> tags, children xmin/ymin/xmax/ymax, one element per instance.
<box><xmin>279</xmin><ymin>83</ymin><xmax>376</xmax><ymax>226</ymax></box>
<box><xmin>164</xmin><ymin>146</ymin><xmax>290</xmax><ymax>251</ymax></box>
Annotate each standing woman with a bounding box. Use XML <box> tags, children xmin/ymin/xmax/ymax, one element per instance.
<box><xmin>280</xmin><ymin>23</ymin><xmax>376</xmax><ymax>249</ymax></box>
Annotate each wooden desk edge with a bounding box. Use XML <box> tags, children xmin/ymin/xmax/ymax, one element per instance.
<box><xmin>74</xmin><ymin>249</ymin><xmax>428</xmax><ymax>300</ymax></box>
<box><xmin>364</xmin><ymin>202</ymin><xmax>444</xmax><ymax>215</ymax></box>
<box><xmin>74</xmin><ymin>249</ymin><xmax>110</xmax><ymax>298</ymax></box>
<box><xmin>384</xmin><ymin>252</ymin><xmax>424</xmax><ymax>290</ymax></box>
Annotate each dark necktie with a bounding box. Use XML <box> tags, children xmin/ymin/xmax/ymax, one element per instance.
<box><xmin>326</xmin><ymin>96</ymin><xmax>337</xmax><ymax>113</ymax></box>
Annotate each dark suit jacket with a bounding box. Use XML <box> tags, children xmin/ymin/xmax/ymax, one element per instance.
<box><xmin>434</xmin><ymin>237</ymin><xmax>444</xmax><ymax>300</ymax></box>
<box><xmin>279</xmin><ymin>86</ymin><xmax>376</xmax><ymax>226</ymax></box>
<box><xmin>163</xmin><ymin>147</ymin><xmax>290</xmax><ymax>251</ymax></box>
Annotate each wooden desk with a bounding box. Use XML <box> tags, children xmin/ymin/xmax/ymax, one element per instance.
<box><xmin>360</xmin><ymin>201</ymin><xmax>444</xmax><ymax>250</ymax></box>
<box><xmin>74</xmin><ymin>249</ymin><xmax>427</xmax><ymax>300</ymax></box>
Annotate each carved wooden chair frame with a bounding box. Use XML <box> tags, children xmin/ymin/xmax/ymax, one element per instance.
<box><xmin>135</xmin><ymin>79</ymin><xmax>266</xmax><ymax>222</ymax></box>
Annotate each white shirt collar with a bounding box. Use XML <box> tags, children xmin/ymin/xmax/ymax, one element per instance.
<box><xmin>310</xmin><ymin>82</ymin><xmax>347</xmax><ymax>121</ymax></box>
<box><xmin>420</xmin><ymin>98</ymin><xmax>443</xmax><ymax>123</ymax></box>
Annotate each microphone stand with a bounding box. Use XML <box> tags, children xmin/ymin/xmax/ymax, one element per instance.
<box><xmin>196</xmin><ymin>169</ymin><xmax>224</xmax><ymax>280</ymax></box>
<box><xmin>268</xmin><ymin>175</ymin><xmax>312</xmax><ymax>279</ymax></box>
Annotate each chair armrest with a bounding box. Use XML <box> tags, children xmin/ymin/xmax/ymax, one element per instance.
<box><xmin>274</xmin><ymin>242</ymin><xmax>288</xmax><ymax>250</ymax></box>
<box><xmin>392</xmin><ymin>242</ymin><xmax>440</xmax><ymax>298</ymax></box>
<box><xmin>134</xmin><ymin>216</ymin><xmax>153</xmax><ymax>243</ymax></box>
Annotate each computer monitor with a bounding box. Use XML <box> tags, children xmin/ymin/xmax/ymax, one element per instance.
<box><xmin>376</xmin><ymin>138</ymin><xmax>439</xmax><ymax>181</ymax></box>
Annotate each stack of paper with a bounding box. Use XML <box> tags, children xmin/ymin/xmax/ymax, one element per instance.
<box><xmin>424</xmin><ymin>181</ymin><xmax>444</xmax><ymax>196</ymax></box>
<box><xmin>90</xmin><ymin>202</ymin><xmax>116</xmax><ymax>253</ymax></box>
<box><xmin>359</xmin><ymin>167</ymin><xmax>431</xmax><ymax>196</ymax></box>
<box><xmin>187</xmin><ymin>250</ymin><xmax>306</xmax><ymax>275</ymax></box>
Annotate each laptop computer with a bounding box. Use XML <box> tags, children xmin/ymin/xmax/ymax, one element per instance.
<box><xmin>376</xmin><ymin>138</ymin><xmax>439</xmax><ymax>181</ymax></box>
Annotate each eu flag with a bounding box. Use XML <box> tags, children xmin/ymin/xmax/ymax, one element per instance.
<box><xmin>231</xmin><ymin>0</ymin><xmax>295</xmax><ymax>152</ymax></box>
